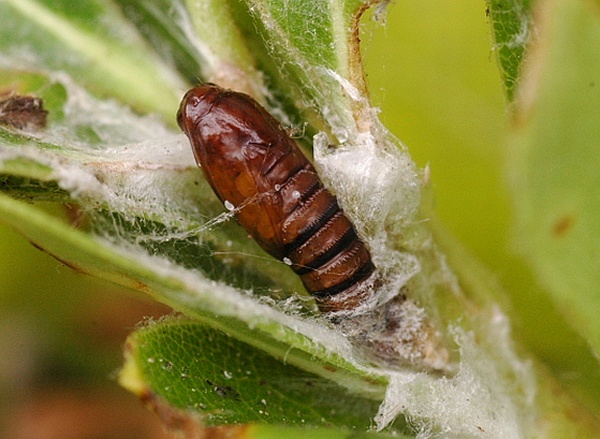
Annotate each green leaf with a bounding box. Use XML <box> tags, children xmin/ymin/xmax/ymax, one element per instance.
<box><xmin>510</xmin><ymin>0</ymin><xmax>600</xmax><ymax>358</ymax></box>
<box><xmin>486</xmin><ymin>0</ymin><xmax>533</xmax><ymax>100</ymax></box>
<box><xmin>0</xmin><ymin>0</ymin><xmax>184</xmax><ymax>122</ymax></box>
<box><xmin>228</xmin><ymin>0</ymin><xmax>382</xmax><ymax>140</ymax></box>
<box><xmin>112</xmin><ymin>0</ymin><xmax>204</xmax><ymax>83</ymax></box>
<box><xmin>120</xmin><ymin>318</ymin><xmax>399</xmax><ymax>433</ymax></box>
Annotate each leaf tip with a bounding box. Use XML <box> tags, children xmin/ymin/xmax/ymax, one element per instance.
<box><xmin>118</xmin><ymin>338</ymin><xmax>148</xmax><ymax>396</ymax></box>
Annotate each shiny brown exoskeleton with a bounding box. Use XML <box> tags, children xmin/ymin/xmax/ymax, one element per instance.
<box><xmin>177</xmin><ymin>84</ymin><xmax>375</xmax><ymax>313</ymax></box>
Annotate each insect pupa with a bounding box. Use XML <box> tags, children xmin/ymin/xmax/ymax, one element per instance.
<box><xmin>177</xmin><ymin>84</ymin><xmax>376</xmax><ymax>313</ymax></box>
<box><xmin>178</xmin><ymin>84</ymin><xmax>449</xmax><ymax>371</ymax></box>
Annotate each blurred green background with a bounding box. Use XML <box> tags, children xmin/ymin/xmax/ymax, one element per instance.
<box><xmin>366</xmin><ymin>0</ymin><xmax>597</xmax><ymax>414</ymax></box>
<box><xmin>1</xmin><ymin>0</ymin><xmax>594</xmax><ymax>437</ymax></box>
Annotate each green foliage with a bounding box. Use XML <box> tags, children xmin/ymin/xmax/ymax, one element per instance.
<box><xmin>487</xmin><ymin>0</ymin><xmax>533</xmax><ymax>100</ymax></box>
<box><xmin>122</xmin><ymin>319</ymin><xmax>390</xmax><ymax>429</ymax></box>
<box><xmin>1</xmin><ymin>0</ymin><xmax>600</xmax><ymax>437</ymax></box>
<box><xmin>0</xmin><ymin>0</ymin><xmax>183</xmax><ymax>120</ymax></box>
